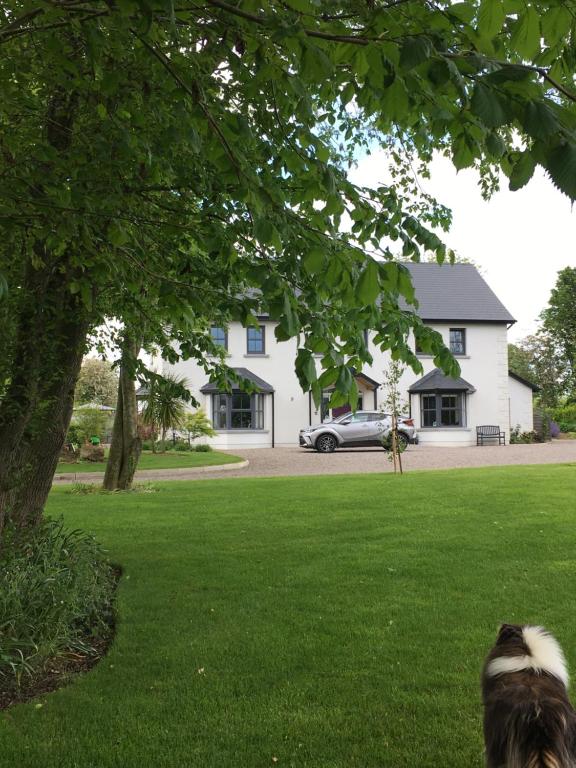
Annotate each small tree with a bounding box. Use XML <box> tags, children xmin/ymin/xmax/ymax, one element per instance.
<box><xmin>75</xmin><ymin>359</ymin><xmax>119</xmax><ymax>408</ymax></box>
<box><xmin>183</xmin><ymin>410</ymin><xmax>216</xmax><ymax>445</ymax></box>
<box><xmin>381</xmin><ymin>360</ymin><xmax>407</xmax><ymax>475</ymax></box>
<box><xmin>72</xmin><ymin>408</ymin><xmax>108</xmax><ymax>445</ymax></box>
<box><xmin>142</xmin><ymin>374</ymin><xmax>188</xmax><ymax>451</ymax></box>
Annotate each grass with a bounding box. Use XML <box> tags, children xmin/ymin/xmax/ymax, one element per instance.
<box><xmin>55</xmin><ymin>449</ymin><xmax>243</xmax><ymax>473</ymax></box>
<box><xmin>1</xmin><ymin>464</ymin><xmax>576</xmax><ymax>767</ymax></box>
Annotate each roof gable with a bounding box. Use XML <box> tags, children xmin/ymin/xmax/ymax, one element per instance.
<box><xmin>401</xmin><ymin>263</ymin><xmax>515</xmax><ymax>324</ymax></box>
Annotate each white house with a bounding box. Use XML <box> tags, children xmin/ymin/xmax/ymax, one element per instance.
<box><xmin>164</xmin><ymin>263</ymin><xmax>536</xmax><ymax>448</ymax></box>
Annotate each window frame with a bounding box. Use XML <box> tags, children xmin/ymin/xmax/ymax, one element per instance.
<box><xmin>449</xmin><ymin>328</ymin><xmax>466</xmax><ymax>356</ymax></box>
<box><xmin>246</xmin><ymin>325</ymin><xmax>265</xmax><ymax>355</ymax></box>
<box><xmin>210</xmin><ymin>325</ymin><xmax>228</xmax><ymax>351</ymax></box>
<box><xmin>211</xmin><ymin>392</ymin><xmax>266</xmax><ymax>430</ymax></box>
<box><xmin>420</xmin><ymin>391</ymin><xmax>466</xmax><ymax>428</ymax></box>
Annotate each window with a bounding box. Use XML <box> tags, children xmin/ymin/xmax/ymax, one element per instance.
<box><xmin>449</xmin><ymin>328</ymin><xmax>466</xmax><ymax>355</ymax></box>
<box><xmin>246</xmin><ymin>326</ymin><xmax>265</xmax><ymax>354</ymax></box>
<box><xmin>231</xmin><ymin>393</ymin><xmax>252</xmax><ymax>428</ymax></box>
<box><xmin>211</xmin><ymin>393</ymin><xmax>265</xmax><ymax>430</ymax></box>
<box><xmin>210</xmin><ymin>326</ymin><xmax>227</xmax><ymax>351</ymax></box>
<box><xmin>421</xmin><ymin>392</ymin><xmax>465</xmax><ymax>428</ymax></box>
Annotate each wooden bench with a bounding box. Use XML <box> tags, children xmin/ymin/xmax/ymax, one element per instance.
<box><xmin>476</xmin><ymin>425</ymin><xmax>506</xmax><ymax>446</ymax></box>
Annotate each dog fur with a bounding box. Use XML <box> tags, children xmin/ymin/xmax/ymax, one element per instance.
<box><xmin>482</xmin><ymin>624</ymin><xmax>576</xmax><ymax>767</ymax></box>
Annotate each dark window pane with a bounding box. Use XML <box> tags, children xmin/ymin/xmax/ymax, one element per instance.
<box><xmin>247</xmin><ymin>326</ymin><xmax>264</xmax><ymax>353</ymax></box>
<box><xmin>254</xmin><ymin>394</ymin><xmax>264</xmax><ymax>429</ymax></box>
<box><xmin>210</xmin><ymin>326</ymin><xmax>227</xmax><ymax>349</ymax></box>
<box><xmin>212</xmin><ymin>394</ymin><xmax>228</xmax><ymax>429</ymax></box>
<box><xmin>449</xmin><ymin>329</ymin><xmax>465</xmax><ymax>355</ymax></box>
<box><xmin>232</xmin><ymin>393</ymin><xmax>250</xmax><ymax>410</ymax></box>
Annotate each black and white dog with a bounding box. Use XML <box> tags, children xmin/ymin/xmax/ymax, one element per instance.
<box><xmin>482</xmin><ymin>624</ymin><xmax>576</xmax><ymax>768</ymax></box>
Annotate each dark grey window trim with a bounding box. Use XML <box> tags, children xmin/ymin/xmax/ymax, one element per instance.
<box><xmin>246</xmin><ymin>325</ymin><xmax>265</xmax><ymax>355</ymax></box>
<box><xmin>449</xmin><ymin>328</ymin><xmax>466</xmax><ymax>355</ymax></box>
<box><xmin>210</xmin><ymin>325</ymin><xmax>228</xmax><ymax>352</ymax></box>
<box><xmin>420</xmin><ymin>391</ymin><xmax>467</xmax><ymax>428</ymax></box>
<box><xmin>211</xmin><ymin>392</ymin><xmax>265</xmax><ymax>430</ymax></box>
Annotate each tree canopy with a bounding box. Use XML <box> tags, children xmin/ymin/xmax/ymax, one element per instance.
<box><xmin>75</xmin><ymin>358</ymin><xmax>119</xmax><ymax>407</ymax></box>
<box><xmin>541</xmin><ymin>267</ymin><xmax>576</xmax><ymax>397</ymax></box>
<box><xmin>1</xmin><ymin>0</ymin><xmax>576</xmax><ymax>535</ymax></box>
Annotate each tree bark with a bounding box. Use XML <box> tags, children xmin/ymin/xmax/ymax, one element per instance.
<box><xmin>102</xmin><ymin>336</ymin><xmax>142</xmax><ymax>491</ymax></box>
<box><xmin>0</xmin><ymin>277</ymin><xmax>89</xmax><ymax>538</ymax></box>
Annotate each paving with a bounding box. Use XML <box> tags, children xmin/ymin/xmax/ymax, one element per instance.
<box><xmin>52</xmin><ymin>440</ymin><xmax>576</xmax><ymax>484</ymax></box>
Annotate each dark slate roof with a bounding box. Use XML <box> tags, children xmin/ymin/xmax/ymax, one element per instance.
<box><xmin>509</xmin><ymin>370</ymin><xmax>540</xmax><ymax>392</ymax></box>
<box><xmin>200</xmin><ymin>367</ymin><xmax>274</xmax><ymax>394</ymax></box>
<box><xmin>408</xmin><ymin>367</ymin><xmax>476</xmax><ymax>393</ymax></box>
<box><xmin>400</xmin><ymin>263</ymin><xmax>515</xmax><ymax>324</ymax></box>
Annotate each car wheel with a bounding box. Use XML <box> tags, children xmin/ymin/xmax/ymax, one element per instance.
<box><xmin>397</xmin><ymin>432</ymin><xmax>409</xmax><ymax>451</ymax></box>
<box><xmin>316</xmin><ymin>434</ymin><xmax>337</xmax><ymax>453</ymax></box>
<box><xmin>381</xmin><ymin>431</ymin><xmax>408</xmax><ymax>452</ymax></box>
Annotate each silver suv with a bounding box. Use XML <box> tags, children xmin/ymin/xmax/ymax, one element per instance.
<box><xmin>299</xmin><ymin>411</ymin><xmax>417</xmax><ymax>453</ymax></box>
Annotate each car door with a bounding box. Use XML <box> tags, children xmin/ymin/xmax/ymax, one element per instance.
<box><xmin>365</xmin><ymin>413</ymin><xmax>390</xmax><ymax>444</ymax></box>
<box><xmin>335</xmin><ymin>412</ymin><xmax>372</xmax><ymax>445</ymax></box>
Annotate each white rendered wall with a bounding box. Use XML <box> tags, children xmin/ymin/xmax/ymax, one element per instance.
<box><xmin>508</xmin><ymin>376</ymin><xmax>534</xmax><ymax>433</ymax></box>
<box><xmin>165</xmin><ymin>321</ymin><xmax>511</xmax><ymax>448</ymax></box>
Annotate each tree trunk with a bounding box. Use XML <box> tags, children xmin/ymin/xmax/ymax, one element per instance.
<box><xmin>0</xmin><ymin>279</ymin><xmax>89</xmax><ymax>539</ymax></box>
<box><xmin>103</xmin><ymin>336</ymin><xmax>142</xmax><ymax>491</ymax></box>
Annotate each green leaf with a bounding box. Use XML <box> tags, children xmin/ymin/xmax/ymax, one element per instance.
<box><xmin>253</xmin><ymin>218</ymin><xmax>282</xmax><ymax>250</ymax></box>
<box><xmin>452</xmin><ymin>135</ymin><xmax>475</xmax><ymax>170</ymax></box>
<box><xmin>511</xmin><ymin>7</ymin><xmax>541</xmax><ymax>61</ymax></box>
<box><xmin>448</xmin><ymin>3</ymin><xmax>475</xmax><ymax>23</ymax></box>
<box><xmin>485</xmin><ymin>132</ymin><xmax>506</xmax><ymax>158</ymax></box>
<box><xmin>470</xmin><ymin>83</ymin><xmax>508</xmax><ymax>128</ymax></box>
<box><xmin>381</xmin><ymin>78</ymin><xmax>409</xmax><ymax>121</ymax></box>
<box><xmin>303</xmin><ymin>248</ymin><xmax>324</xmax><ymax>275</ymax></box>
<box><xmin>108</xmin><ymin>222</ymin><xmax>129</xmax><ymax>246</ymax></box>
<box><xmin>485</xmin><ymin>64</ymin><xmax>532</xmax><ymax>84</ymax></box>
<box><xmin>478</xmin><ymin>0</ymin><xmax>505</xmax><ymax>39</ymax></box>
<box><xmin>335</xmin><ymin>365</ymin><xmax>353</xmax><ymax>395</ymax></box>
<box><xmin>541</xmin><ymin>5</ymin><xmax>572</xmax><ymax>47</ymax></box>
<box><xmin>356</xmin><ymin>260</ymin><xmax>380</xmax><ymax>305</ymax></box>
<box><xmin>544</xmin><ymin>144</ymin><xmax>576</xmax><ymax>201</ymax></box>
<box><xmin>96</xmin><ymin>103</ymin><xmax>108</xmax><ymax>119</ymax></box>
<box><xmin>509</xmin><ymin>150</ymin><xmax>536</xmax><ymax>191</ymax></box>
<box><xmin>522</xmin><ymin>101</ymin><xmax>560</xmax><ymax>141</ymax></box>
<box><xmin>399</xmin><ymin>37</ymin><xmax>432</xmax><ymax>70</ymax></box>
<box><xmin>353</xmin><ymin>49</ymin><xmax>370</xmax><ymax>79</ymax></box>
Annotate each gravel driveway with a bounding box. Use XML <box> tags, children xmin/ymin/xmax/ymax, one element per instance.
<box><xmin>52</xmin><ymin>440</ymin><xmax>576</xmax><ymax>484</ymax></box>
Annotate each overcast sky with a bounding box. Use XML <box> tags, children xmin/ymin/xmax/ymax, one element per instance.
<box><xmin>350</xmin><ymin>152</ymin><xmax>576</xmax><ymax>343</ymax></box>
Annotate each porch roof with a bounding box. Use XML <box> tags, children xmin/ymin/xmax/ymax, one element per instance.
<box><xmin>408</xmin><ymin>367</ymin><xmax>476</xmax><ymax>394</ymax></box>
<box><xmin>200</xmin><ymin>367</ymin><xmax>275</xmax><ymax>394</ymax></box>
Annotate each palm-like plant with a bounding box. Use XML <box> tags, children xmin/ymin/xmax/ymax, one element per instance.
<box><xmin>142</xmin><ymin>374</ymin><xmax>188</xmax><ymax>452</ymax></box>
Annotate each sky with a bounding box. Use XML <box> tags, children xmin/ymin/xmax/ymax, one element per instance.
<box><xmin>350</xmin><ymin>152</ymin><xmax>576</xmax><ymax>343</ymax></box>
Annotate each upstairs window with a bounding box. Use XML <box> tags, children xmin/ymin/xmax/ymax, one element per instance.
<box><xmin>210</xmin><ymin>326</ymin><xmax>228</xmax><ymax>351</ymax></box>
<box><xmin>246</xmin><ymin>326</ymin><xmax>265</xmax><ymax>354</ymax></box>
<box><xmin>449</xmin><ymin>328</ymin><xmax>466</xmax><ymax>356</ymax></box>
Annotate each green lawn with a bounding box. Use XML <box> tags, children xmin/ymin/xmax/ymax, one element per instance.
<box><xmin>2</xmin><ymin>465</ymin><xmax>576</xmax><ymax>767</ymax></box>
<box><xmin>55</xmin><ymin>449</ymin><xmax>243</xmax><ymax>473</ymax></box>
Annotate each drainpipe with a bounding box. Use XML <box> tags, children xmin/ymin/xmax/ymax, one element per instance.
<box><xmin>272</xmin><ymin>392</ymin><xmax>275</xmax><ymax>448</ymax></box>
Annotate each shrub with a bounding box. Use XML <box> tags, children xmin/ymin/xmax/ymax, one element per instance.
<box><xmin>174</xmin><ymin>441</ymin><xmax>192</xmax><ymax>452</ymax></box>
<box><xmin>551</xmin><ymin>403</ymin><xmax>576</xmax><ymax>433</ymax></box>
<box><xmin>194</xmin><ymin>444</ymin><xmax>212</xmax><ymax>452</ymax></box>
<box><xmin>0</xmin><ymin>520</ymin><xmax>116</xmax><ymax>688</ymax></box>
<box><xmin>509</xmin><ymin>426</ymin><xmax>537</xmax><ymax>444</ymax></box>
